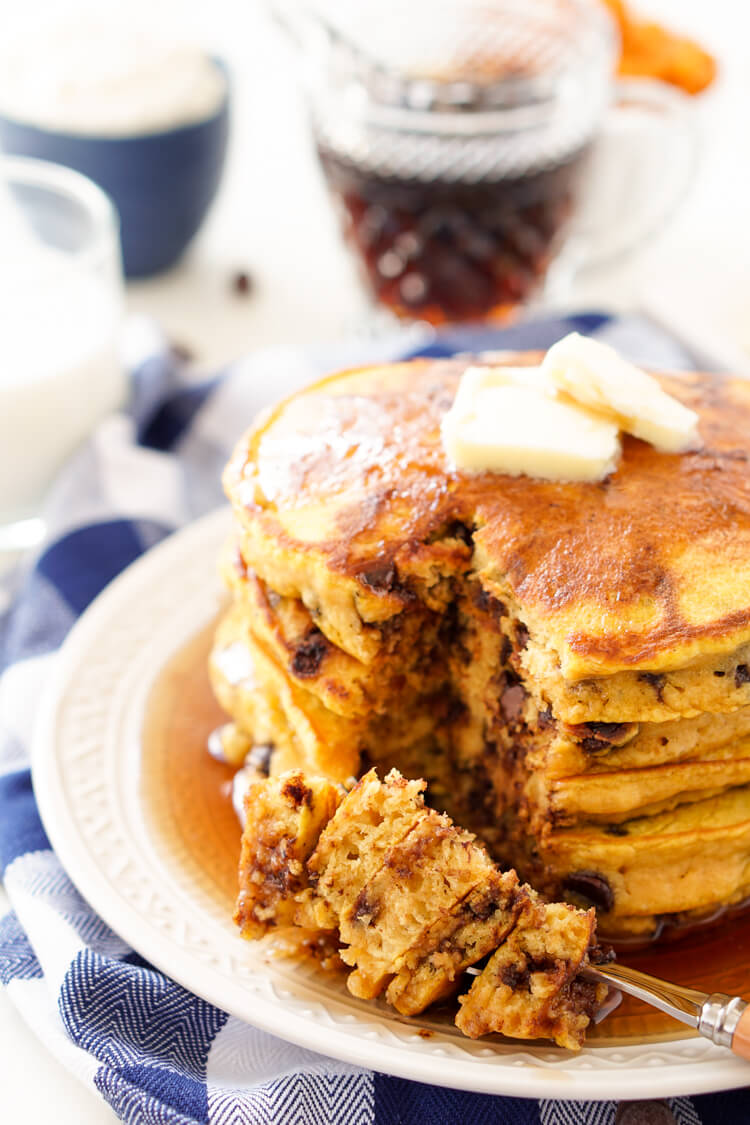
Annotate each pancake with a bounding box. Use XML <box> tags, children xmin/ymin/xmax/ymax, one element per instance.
<box><xmin>236</xmin><ymin>768</ymin><xmax>606</xmax><ymax>1048</ymax></box>
<box><xmin>224</xmin><ymin>357</ymin><xmax>750</xmax><ymax>695</ymax></box>
<box><xmin>210</xmin><ymin>603</ymin><xmax>364</xmax><ymax>779</ymax></box>
<box><xmin>535</xmin><ymin>785</ymin><xmax>750</xmax><ymax>938</ymax></box>
<box><xmin>549</xmin><ymin>705</ymin><xmax>750</xmax><ymax>777</ymax></box>
<box><xmin>217</xmin><ymin>352</ymin><xmax>750</xmax><ymax>941</ymax></box>
<box><xmin>210</xmin><ymin>604</ymin><xmax>446</xmax><ymax>783</ymax></box>
<box><xmin>235</xmin><ymin>770</ymin><xmax>341</xmax><ymax>939</ymax></box>
<box><xmin>455</xmin><ymin>898</ymin><xmax>601</xmax><ymax>1049</ymax></box>
<box><xmin>538</xmin><ymin>742</ymin><xmax>750</xmax><ymax>826</ymax></box>
<box><xmin>524</xmin><ymin>640</ymin><xmax>750</xmax><ymax>724</ymax></box>
<box><xmin>222</xmin><ymin>550</ymin><xmax>449</xmax><ymax>720</ymax></box>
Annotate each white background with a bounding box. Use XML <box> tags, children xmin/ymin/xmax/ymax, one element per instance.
<box><xmin>1</xmin><ymin>0</ymin><xmax>749</xmax><ymax>1120</ymax></box>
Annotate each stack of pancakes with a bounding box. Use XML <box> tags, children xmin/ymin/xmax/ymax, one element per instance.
<box><xmin>212</xmin><ymin>354</ymin><xmax>750</xmax><ymax>941</ymax></box>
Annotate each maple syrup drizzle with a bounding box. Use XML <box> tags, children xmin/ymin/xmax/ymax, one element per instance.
<box><xmin>141</xmin><ymin>620</ymin><xmax>750</xmax><ymax>1045</ymax></box>
<box><xmin>141</xmin><ymin>620</ymin><xmax>241</xmax><ymax>913</ymax></box>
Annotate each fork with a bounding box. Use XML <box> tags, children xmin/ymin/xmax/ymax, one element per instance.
<box><xmin>582</xmin><ymin>961</ymin><xmax>750</xmax><ymax>1059</ymax></box>
<box><xmin>464</xmin><ymin>959</ymin><xmax>750</xmax><ymax>1056</ymax></box>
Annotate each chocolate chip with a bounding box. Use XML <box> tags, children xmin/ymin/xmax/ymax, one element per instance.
<box><xmin>466</xmin><ymin>891</ymin><xmax>501</xmax><ymax>922</ymax></box>
<box><xmin>571</xmin><ymin>722</ymin><xmax>636</xmax><ymax>755</ymax></box>
<box><xmin>714</xmin><ymin>670</ymin><xmax>726</xmax><ymax>677</ymax></box>
<box><xmin>446</xmin><ymin>520</ymin><xmax>473</xmax><ymax>546</ymax></box>
<box><xmin>526</xmin><ymin>955</ymin><xmax>558</xmax><ymax>975</ymax></box>
<box><xmin>169</xmin><ymin>340</ymin><xmax>195</xmax><ymax>363</ymax></box>
<box><xmin>232</xmin><ymin>270</ymin><xmax>253</xmax><ymax>295</ymax></box>
<box><xmin>515</xmin><ymin>623</ymin><xmax>529</xmax><ymax>650</ymax></box>
<box><xmin>588</xmin><ymin>943</ymin><xmax>616</xmax><ymax>965</ymax></box>
<box><xmin>247</xmin><ymin>744</ymin><xmax>273</xmax><ymax>776</ymax></box>
<box><xmin>482</xmin><ymin>737</ymin><xmax>500</xmax><ymax>762</ymax></box>
<box><xmin>586</xmin><ymin>722</ymin><xmax>629</xmax><ymax>740</ymax></box>
<box><xmin>359</xmin><ymin>559</ymin><xmax>397</xmax><ymax>592</ymax></box>
<box><xmin>281</xmin><ymin>776</ymin><xmax>312</xmax><ymax>808</ymax></box>
<box><xmin>500</xmin><ymin>963</ymin><xmax>530</xmax><ymax>990</ymax></box>
<box><xmin>501</xmin><ymin>683</ymin><xmax>526</xmax><ymax>723</ymax></box>
<box><xmin>579</xmin><ymin>737</ymin><xmax>608</xmax><ymax>754</ymax></box>
<box><xmin>537</xmin><ymin>708</ymin><xmax>554</xmax><ymax>729</ymax></box>
<box><xmin>579</xmin><ymin>724</ymin><xmax>633</xmax><ymax>754</ymax></box>
<box><xmin>474</xmin><ymin>586</ymin><xmax>507</xmax><ymax>620</ymax></box>
<box><xmin>290</xmin><ymin>631</ymin><xmax>328</xmax><ymax>677</ymax></box>
<box><xmin>567</xmin><ymin>975</ymin><xmax>601</xmax><ymax>1020</ymax></box>
<box><xmin>562</xmin><ymin>871</ymin><xmax>615</xmax><ymax>913</ymax></box>
<box><xmin>445</xmin><ymin>697</ymin><xmax>467</xmax><ymax>725</ymax></box>
<box><xmin>263</xmin><ymin>863</ymin><xmax>295</xmax><ymax>892</ymax></box>
<box><xmin>736</xmin><ymin>664</ymin><xmax>750</xmax><ymax>688</ymax></box>
<box><xmin>351</xmin><ymin>888</ymin><xmax>380</xmax><ymax>925</ymax></box>
<box><xmin>638</xmin><ymin>672</ymin><xmax>666</xmax><ymax>701</ymax></box>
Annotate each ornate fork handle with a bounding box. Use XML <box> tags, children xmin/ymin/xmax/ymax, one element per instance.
<box><xmin>584</xmin><ymin>961</ymin><xmax>750</xmax><ymax>1059</ymax></box>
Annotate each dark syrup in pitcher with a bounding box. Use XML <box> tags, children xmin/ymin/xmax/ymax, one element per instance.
<box><xmin>318</xmin><ymin>144</ymin><xmax>589</xmax><ymax>325</ymax></box>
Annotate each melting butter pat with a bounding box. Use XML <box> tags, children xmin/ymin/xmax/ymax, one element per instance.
<box><xmin>448</xmin><ymin>363</ymin><xmax>551</xmax><ymax>417</ymax></box>
<box><xmin>542</xmin><ymin>332</ymin><xmax>700</xmax><ymax>453</ymax></box>
<box><xmin>442</xmin><ymin>380</ymin><xmax>621</xmax><ymax>482</ymax></box>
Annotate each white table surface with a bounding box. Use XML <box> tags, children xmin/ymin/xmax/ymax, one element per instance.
<box><xmin>2</xmin><ymin>1</ymin><xmax>750</xmax><ymax>1121</ymax></box>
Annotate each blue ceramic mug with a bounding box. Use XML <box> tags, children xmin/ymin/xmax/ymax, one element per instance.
<box><xmin>0</xmin><ymin>59</ymin><xmax>230</xmax><ymax>278</ymax></box>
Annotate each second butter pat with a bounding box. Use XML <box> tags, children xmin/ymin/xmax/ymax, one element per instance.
<box><xmin>541</xmin><ymin>332</ymin><xmax>701</xmax><ymax>454</ymax></box>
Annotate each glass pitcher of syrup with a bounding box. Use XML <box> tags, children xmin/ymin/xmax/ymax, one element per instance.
<box><xmin>277</xmin><ymin>0</ymin><xmax>697</xmax><ymax>325</ymax></box>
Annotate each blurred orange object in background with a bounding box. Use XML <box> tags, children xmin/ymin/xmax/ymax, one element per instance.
<box><xmin>602</xmin><ymin>0</ymin><xmax>716</xmax><ymax>94</ymax></box>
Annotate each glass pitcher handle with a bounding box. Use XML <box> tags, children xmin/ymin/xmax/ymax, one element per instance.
<box><xmin>566</xmin><ymin>78</ymin><xmax>701</xmax><ymax>272</ymax></box>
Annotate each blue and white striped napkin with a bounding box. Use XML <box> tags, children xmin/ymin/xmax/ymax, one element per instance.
<box><xmin>1</xmin><ymin>313</ymin><xmax>746</xmax><ymax>1124</ymax></box>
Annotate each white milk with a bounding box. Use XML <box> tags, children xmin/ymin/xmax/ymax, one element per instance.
<box><xmin>0</xmin><ymin>193</ymin><xmax>124</xmax><ymax>524</ymax></box>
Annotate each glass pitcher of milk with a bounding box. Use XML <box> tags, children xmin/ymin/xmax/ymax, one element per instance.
<box><xmin>0</xmin><ymin>156</ymin><xmax>125</xmax><ymax>551</ymax></box>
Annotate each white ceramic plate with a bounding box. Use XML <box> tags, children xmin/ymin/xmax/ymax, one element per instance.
<box><xmin>32</xmin><ymin>507</ymin><xmax>750</xmax><ymax>1100</ymax></box>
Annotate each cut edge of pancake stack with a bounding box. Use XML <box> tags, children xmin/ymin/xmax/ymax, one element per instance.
<box><xmin>212</xmin><ymin>352</ymin><xmax>750</xmax><ymax>944</ymax></box>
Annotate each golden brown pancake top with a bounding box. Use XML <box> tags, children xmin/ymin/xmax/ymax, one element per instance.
<box><xmin>225</xmin><ymin>357</ymin><xmax>750</xmax><ymax>678</ymax></box>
